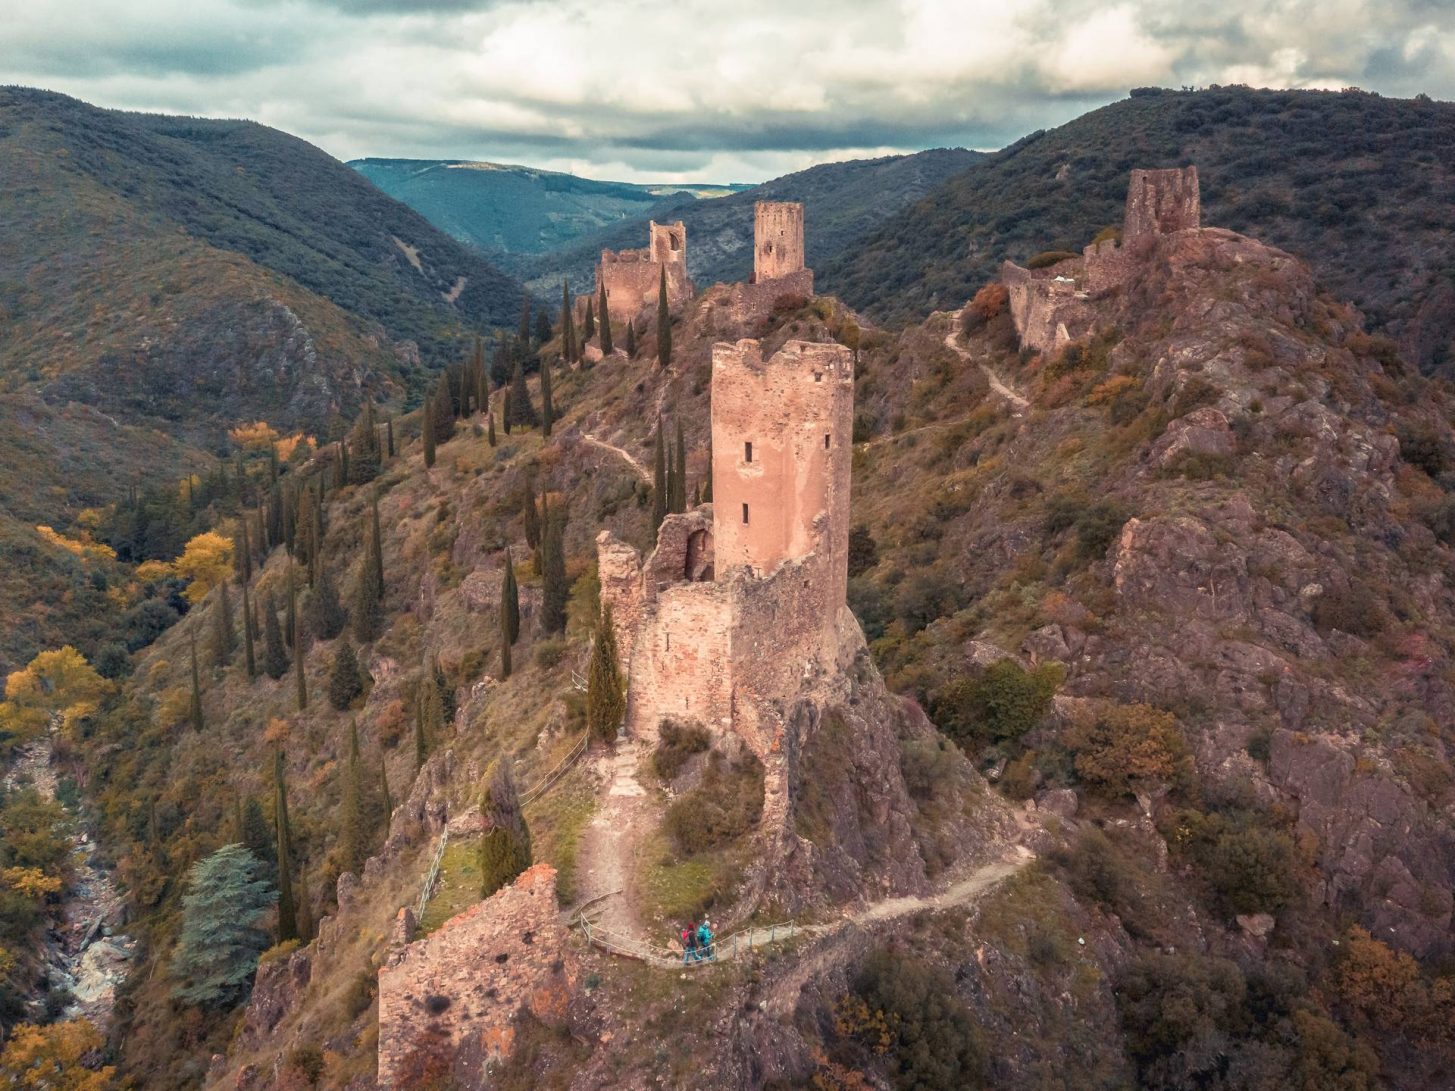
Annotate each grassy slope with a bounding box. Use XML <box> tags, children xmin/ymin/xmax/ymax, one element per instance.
<box><xmin>506</xmin><ymin>148</ymin><xmax>983</xmax><ymax>295</ymax></box>
<box><xmin>822</xmin><ymin>87</ymin><xmax>1455</xmax><ymax>371</ymax></box>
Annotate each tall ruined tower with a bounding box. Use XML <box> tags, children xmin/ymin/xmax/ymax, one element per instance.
<box><xmin>649</xmin><ymin>220</ymin><xmax>686</xmax><ymax>264</ymax></box>
<box><xmin>753</xmin><ymin>201</ymin><xmax>806</xmax><ymax>282</ymax></box>
<box><xmin>710</xmin><ymin>339</ymin><xmax>853</xmax><ymax>613</ymax></box>
<box><xmin>1123</xmin><ymin>167</ymin><xmax>1200</xmax><ymax>239</ymax></box>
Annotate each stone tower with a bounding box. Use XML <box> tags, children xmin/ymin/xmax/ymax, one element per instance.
<box><xmin>1123</xmin><ymin>166</ymin><xmax>1200</xmax><ymax>240</ymax></box>
<box><xmin>649</xmin><ymin>220</ymin><xmax>686</xmax><ymax>264</ymax></box>
<box><xmin>710</xmin><ymin>338</ymin><xmax>853</xmax><ymax>611</ymax></box>
<box><xmin>753</xmin><ymin>201</ymin><xmax>806</xmax><ymax>283</ymax></box>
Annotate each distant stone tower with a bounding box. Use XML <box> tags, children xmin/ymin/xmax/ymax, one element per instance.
<box><xmin>753</xmin><ymin>201</ymin><xmax>806</xmax><ymax>283</ymax></box>
<box><xmin>710</xmin><ymin>338</ymin><xmax>853</xmax><ymax>611</ymax></box>
<box><xmin>595</xmin><ymin>219</ymin><xmax>692</xmax><ymax>324</ymax></box>
<box><xmin>649</xmin><ymin>220</ymin><xmax>686</xmax><ymax>264</ymax></box>
<box><xmin>1123</xmin><ymin>167</ymin><xmax>1200</xmax><ymax>239</ymax></box>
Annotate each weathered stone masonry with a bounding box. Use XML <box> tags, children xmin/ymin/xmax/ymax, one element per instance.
<box><xmin>595</xmin><ymin>219</ymin><xmax>692</xmax><ymax>323</ymax></box>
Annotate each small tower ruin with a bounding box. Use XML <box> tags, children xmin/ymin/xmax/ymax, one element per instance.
<box><xmin>595</xmin><ymin>219</ymin><xmax>692</xmax><ymax>324</ymax></box>
<box><xmin>753</xmin><ymin>201</ymin><xmax>806</xmax><ymax>283</ymax></box>
<box><xmin>1123</xmin><ymin>167</ymin><xmax>1201</xmax><ymax>240</ymax></box>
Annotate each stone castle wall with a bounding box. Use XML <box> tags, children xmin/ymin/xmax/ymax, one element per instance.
<box><xmin>596</xmin><ymin>219</ymin><xmax>692</xmax><ymax>323</ymax></box>
<box><xmin>1000</xmin><ymin>260</ymin><xmax>1097</xmax><ymax>356</ymax></box>
<box><xmin>702</xmin><ymin>269</ymin><xmax>816</xmax><ymax>329</ymax></box>
<box><xmin>754</xmin><ymin>201</ymin><xmax>806</xmax><ymax>282</ymax></box>
<box><xmin>376</xmin><ymin>865</ymin><xmax>577</xmax><ymax>1088</ymax></box>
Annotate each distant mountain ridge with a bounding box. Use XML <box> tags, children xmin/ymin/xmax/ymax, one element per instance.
<box><xmin>501</xmin><ymin>148</ymin><xmax>984</xmax><ymax>295</ymax></box>
<box><xmin>821</xmin><ymin>86</ymin><xmax>1455</xmax><ymax>374</ymax></box>
<box><xmin>350</xmin><ymin>157</ymin><xmax>750</xmax><ymax>258</ymax></box>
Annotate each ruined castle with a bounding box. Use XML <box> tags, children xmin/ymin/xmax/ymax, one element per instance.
<box><xmin>1002</xmin><ymin>166</ymin><xmax>1201</xmax><ymax>354</ymax></box>
<box><xmin>595</xmin><ymin>219</ymin><xmax>692</xmax><ymax>322</ymax></box>
<box><xmin>598</xmin><ymin>333</ymin><xmax>853</xmax><ymax>761</ymax></box>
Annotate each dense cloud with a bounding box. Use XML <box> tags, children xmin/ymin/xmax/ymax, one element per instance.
<box><xmin>3</xmin><ymin>0</ymin><xmax>1453</xmax><ymax>181</ymax></box>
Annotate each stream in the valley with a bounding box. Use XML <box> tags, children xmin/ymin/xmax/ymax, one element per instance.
<box><xmin>3</xmin><ymin>732</ymin><xmax>135</xmax><ymax>1030</ymax></box>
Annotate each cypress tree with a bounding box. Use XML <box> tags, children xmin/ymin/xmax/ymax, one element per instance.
<box><xmin>541</xmin><ymin>497</ymin><xmax>568</xmax><ymax>634</ymax></box>
<box><xmin>598</xmin><ymin>283</ymin><xmax>613</xmax><ymax>354</ymax></box>
<box><xmin>293</xmin><ymin>590</ymin><xmax>307</xmax><ymax>712</ymax></box>
<box><xmin>507</xmin><ymin>358</ymin><xmax>538</xmax><ymax>429</ymax></box>
<box><xmin>353</xmin><ymin>496</ymin><xmax>385</xmax><ymax>643</ymax></box>
<box><xmin>215</xmin><ymin>582</ymin><xmax>236</xmax><ymax>665</ymax></box>
<box><xmin>285</xmin><ymin>562</ymin><xmax>298</xmax><ymax>651</ymax></box>
<box><xmin>540</xmin><ymin>356</ymin><xmax>554</xmax><ymax>437</ymax></box>
<box><xmin>422</xmin><ymin>406</ymin><xmax>437</xmax><ymax>468</ymax></box>
<box><xmin>518</xmin><ymin>296</ymin><xmax>532</xmax><ymax>354</ymax></box>
<box><xmin>242</xmin><ymin>580</ymin><xmax>258</xmax><ymax>679</ymax></box>
<box><xmin>703</xmin><ymin>436</ymin><xmax>713</xmax><ymax>501</ymax></box>
<box><xmin>583</xmin><ymin>297</ymin><xmax>595</xmax><ymax>341</ymax></box>
<box><xmin>473</xmin><ymin>337</ymin><xmax>487</xmax><ymax>411</ymax></box>
<box><xmin>241</xmin><ymin>795</ymin><xmax>275</xmax><ymax>875</ymax></box>
<box><xmin>560</xmin><ymin>279</ymin><xmax>576</xmax><ymax>365</ymax></box>
<box><xmin>274</xmin><ymin>750</ymin><xmax>297</xmax><ymax>944</ymax></box>
<box><xmin>329</xmin><ymin>641</ymin><xmax>364</xmax><ymax>710</ymax></box>
<box><xmin>535</xmin><ymin>309</ymin><xmax>551</xmax><ymax>347</ymax></box>
<box><xmin>305</xmin><ymin>564</ymin><xmax>348</xmax><ymax>641</ymax></box>
<box><xmin>586</xmin><ymin>605</ymin><xmax>625</xmax><ymax>742</ymax></box>
<box><xmin>625</xmin><ymin>316</ymin><xmax>637</xmax><ymax>358</ymax></box>
<box><xmin>499</xmin><ymin>600</ymin><xmax>513</xmax><ymax>680</ymax></box>
<box><xmin>416</xmin><ymin>678</ymin><xmax>441</xmax><ymax>769</ymax></box>
<box><xmin>501</xmin><ymin>548</ymin><xmax>520</xmax><ymax>644</ymax></box>
<box><xmin>264</xmin><ymin>593</ymin><xmax>288</xmax><ymax>680</ymax></box>
<box><xmin>309</xmin><ymin>486</ymin><xmax>324</xmax><ymax>587</ymax></box>
<box><xmin>431</xmin><ymin>655</ymin><xmax>456</xmax><ymax>727</ymax></box>
<box><xmin>657</xmin><ymin>265</ymin><xmax>672</xmax><ymax>368</ymax></box>
<box><xmin>267</xmin><ymin>484</ymin><xmax>285</xmax><ymax>550</ymax></box>
<box><xmin>380</xmin><ymin>754</ymin><xmax>393</xmax><ymax>834</ymax></box>
<box><xmin>294</xmin><ymin>866</ymin><xmax>314</xmax><ymax>943</ymax></box>
<box><xmin>370</xmin><ymin>492</ymin><xmax>384</xmax><ymax>591</ymax></box>
<box><xmin>479</xmin><ymin>761</ymin><xmax>531</xmax><ymax>899</ymax></box>
<box><xmin>673</xmin><ymin>421</ymin><xmax>687</xmax><ymax>514</ymax></box>
<box><xmin>651</xmin><ymin>417</ymin><xmax>667</xmax><ymax>535</ymax></box>
<box><xmin>236</xmin><ymin>519</ymin><xmax>253</xmax><ymax>585</ymax></box>
<box><xmin>339</xmin><ymin>721</ymin><xmax>366</xmax><ymax>874</ymax></box>
<box><xmin>349</xmin><ymin>402</ymin><xmax>381</xmax><ymax>485</ymax></box>
<box><xmin>386</xmin><ymin>417</ymin><xmax>396</xmax><ymax>459</ymax></box>
<box><xmin>523</xmin><ymin>480</ymin><xmax>541</xmax><ymax>550</ymax></box>
<box><xmin>189</xmin><ymin>636</ymin><xmax>204</xmax><ymax>732</ymax></box>
<box><xmin>430</xmin><ymin>376</ymin><xmax>455</xmax><ymax>447</ymax></box>
<box><xmin>487</xmin><ymin>411</ymin><xmax>496</xmax><ymax>447</ymax></box>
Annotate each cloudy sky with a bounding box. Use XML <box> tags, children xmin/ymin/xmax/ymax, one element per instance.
<box><xmin>4</xmin><ymin>0</ymin><xmax>1453</xmax><ymax>182</ymax></box>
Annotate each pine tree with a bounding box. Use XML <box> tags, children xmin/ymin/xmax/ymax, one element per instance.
<box><xmin>263</xmin><ymin>593</ymin><xmax>288</xmax><ymax>680</ymax></box>
<box><xmin>657</xmin><ymin>265</ymin><xmax>672</xmax><ymax>368</ymax></box>
<box><xmin>501</xmin><ymin>547</ymin><xmax>520</xmax><ymax>644</ymax></box>
<box><xmin>652</xmin><ymin>417</ymin><xmax>668</xmax><ymax>535</ymax></box>
<box><xmin>583</xmin><ymin>297</ymin><xmax>595</xmax><ymax>341</ymax></box>
<box><xmin>170</xmin><ymin>844</ymin><xmax>275</xmax><ymax>1007</ymax></box>
<box><xmin>338</xmin><ymin>721</ymin><xmax>366</xmax><ymax>874</ymax></box>
<box><xmin>507</xmin><ymin>358</ymin><xmax>538</xmax><ymax>429</ymax></box>
<box><xmin>540</xmin><ymin>356</ymin><xmax>554</xmax><ymax>437</ymax></box>
<box><xmin>479</xmin><ymin>761</ymin><xmax>531</xmax><ymax>899</ymax></box>
<box><xmin>242</xmin><ymin>580</ymin><xmax>258</xmax><ymax>679</ymax></box>
<box><xmin>598</xmin><ymin>282</ymin><xmax>613</xmax><ymax>354</ymax></box>
<box><xmin>586</xmin><ymin>605</ymin><xmax>625</xmax><ymax>742</ymax></box>
<box><xmin>329</xmin><ymin>641</ymin><xmax>364</xmax><ymax>710</ymax></box>
<box><xmin>541</xmin><ymin>497</ymin><xmax>568</xmax><ymax>634</ymax></box>
<box><xmin>625</xmin><ymin>316</ymin><xmax>637</xmax><ymax>358</ymax></box>
<box><xmin>274</xmin><ymin>751</ymin><xmax>298</xmax><ymax>944</ymax></box>
<box><xmin>305</xmin><ymin>565</ymin><xmax>348</xmax><ymax>641</ymax></box>
<box><xmin>189</xmin><ymin>636</ymin><xmax>205</xmax><ymax>733</ymax></box>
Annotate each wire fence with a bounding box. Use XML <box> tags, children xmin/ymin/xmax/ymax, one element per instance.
<box><xmin>414</xmin><ymin>829</ymin><xmax>450</xmax><ymax>920</ymax></box>
<box><xmin>520</xmin><ymin>733</ymin><xmax>590</xmax><ymax>806</ymax></box>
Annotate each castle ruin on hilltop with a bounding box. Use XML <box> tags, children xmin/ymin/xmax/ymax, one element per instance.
<box><xmin>1002</xmin><ymin>166</ymin><xmax>1201</xmax><ymax>354</ymax></box>
<box><xmin>595</xmin><ymin>220</ymin><xmax>693</xmax><ymax>322</ymax></box>
<box><xmin>597</xmin><ymin>333</ymin><xmax>853</xmax><ymax>826</ymax></box>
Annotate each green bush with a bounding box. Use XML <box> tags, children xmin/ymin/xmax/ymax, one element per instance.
<box><xmin>931</xmin><ymin>659</ymin><xmax>1062</xmax><ymax>749</ymax></box>
<box><xmin>532</xmin><ymin>638</ymin><xmax>566</xmax><ymax>669</ymax></box>
<box><xmin>1066</xmin><ymin>702</ymin><xmax>1190</xmax><ymax>797</ymax></box>
<box><xmin>651</xmin><ymin>719</ymin><xmax>710</xmax><ymax>782</ymax></box>
<box><xmin>1026</xmin><ymin>250</ymin><xmax>1079</xmax><ymax>269</ymax></box>
<box><xmin>1165</xmin><ymin>807</ymin><xmax>1301</xmax><ymax>918</ymax></box>
<box><xmin>1310</xmin><ymin>583</ymin><xmax>1385</xmax><ymax>638</ymax></box>
<box><xmin>664</xmin><ymin>750</ymin><xmax>763</xmax><ymax>855</ymax></box>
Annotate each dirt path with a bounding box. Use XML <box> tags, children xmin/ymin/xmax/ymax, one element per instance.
<box><xmin>941</xmin><ymin>322</ymin><xmax>1029</xmax><ymax>414</ymax></box>
<box><xmin>581</xmin><ymin>433</ymin><xmax>651</xmax><ymax>483</ymax></box>
<box><xmin>573</xmin><ymin>740</ymin><xmax>658</xmax><ymax>939</ymax></box>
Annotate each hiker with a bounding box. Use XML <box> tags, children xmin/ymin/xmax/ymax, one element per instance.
<box><xmin>696</xmin><ymin>918</ymin><xmax>715</xmax><ymax>962</ymax></box>
<box><xmin>682</xmin><ymin>924</ymin><xmax>699</xmax><ymax>964</ymax></box>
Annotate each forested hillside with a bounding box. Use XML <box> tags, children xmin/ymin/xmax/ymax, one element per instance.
<box><xmin>823</xmin><ymin>87</ymin><xmax>1455</xmax><ymax>375</ymax></box>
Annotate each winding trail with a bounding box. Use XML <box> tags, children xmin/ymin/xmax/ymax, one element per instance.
<box><xmin>573</xmin><ymin>740</ymin><xmax>659</xmax><ymax>943</ymax></box>
<box><xmin>581</xmin><ymin>432</ymin><xmax>652</xmax><ymax>483</ymax></box>
<box><xmin>941</xmin><ymin>322</ymin><xmax>1029</xmax><ymax>415</ymax></box>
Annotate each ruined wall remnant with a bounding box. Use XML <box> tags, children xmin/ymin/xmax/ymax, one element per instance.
<box><xmin>595</xmin><ymin>219</ymin><xmax>693</xmax><ymax>323</ymax></box>
<box><xmin>377</xmin><ymin>865</ymin><xmax>577</xmax><ymax>1088</ymax></box>
<box><xmin>1001</xmin><ymin>166</ymin><xmax>1202</xmax><ymax>355</ymax></box>
<box><xmin>754</xmin><ymin>201</ymin><xmax>806</xmax><ymax>283</ymax></box>
<box><xmin>597</xmin><ymin>339</ymin><xmax>854</xmax><ymax>765</ymax></box>
<box><xmin>1123</xmin><ymin>166</ymin><xmax>1200</xmax><ymax>240</ymax></box>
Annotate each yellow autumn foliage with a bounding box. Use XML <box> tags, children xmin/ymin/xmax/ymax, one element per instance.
<box><xmin>2</xmin><ymin>867</ymin><xmax>63</xmax><ymax>899</ymax></box>
<box><xmin>34</xmin><ymin>525</ymin><xmax>116</xmax><ymax>563</ymax></box>
<box><xmin>0</xmin><ymin>1019</ymin><xmax>115</xmax><ymax>1089</ymax></box>
<box><xmin>230</xmin><ymin>420</ymin><xmax>281</xmax><ymax>451</ymax></box>
<box><xmin>173</xmin><ymin>531</ymin><xmax>234</xmax><ymax>604</ymax></box>
<box><xmin>0</xmin><ymin>647</ymin><xmax>110</xmax><ymax>738</ymax></box>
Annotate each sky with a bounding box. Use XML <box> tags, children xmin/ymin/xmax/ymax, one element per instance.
<box><xmin>3</xmin><ymin>0</ymin><xmax>1454</xmax><ymax>183</ymax></box>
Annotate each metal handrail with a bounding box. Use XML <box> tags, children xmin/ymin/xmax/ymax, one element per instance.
<box><xmin>520</xmin><ymin>733</ymin><xmax>589</xmax><ymax>806</ymax></box>
<box><xmin>414</xmin><ymin>829</ymin><xmax>450</xmax><ymax>920</ymax></box>
<box><xmin>575</xmin><ymin>913</ymin><xmax>811</xmax><ymax>968</ymax></box>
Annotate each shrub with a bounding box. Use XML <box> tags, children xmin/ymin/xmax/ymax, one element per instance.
<box><xmin>1310</xmin><ymin>583</ymin><xmax>1385</xmax><ymax>638</ymax></box>
<box><xmin>1165</xmin><ymin>807</ymin><xmax>1301</xmax><ymax>917</ymax></box>
<box><xmin>1116</xmin><ymin>951</ymin><xmax>1248</xmax><ymax>1090</ymax></box>
<box><xmin>931</xmin><ymin>660</ymin><xmax>1062</xmax><ymax>749</ymax></box>
<box><xmin>664</xmin><ymin>749</ymin><xmax>763</xmax><ymax>855</ymax></box>
<box><xmin>841</xmin><ymin>948</ymin><xmax>986</xmax><ymax>1090</ymax></box>
<box><xmin>1026</xmin><ymin>250</ymin><xmax>1079</xmax><ymax>270</ymax></box>
<box><xmin>1397</xmin><ymin>423</ymin><xmax>1449</xmax><ymax>477</ymax></box>
<box><xmin>847</xmin><ymin>526</ymin><xmax>879</xmax><ymax>578</ymax></box>
<box><xmin>1066</xmin><ymin>702</ymin><xmax>1190</xmax><ymax>797</ymax></box>
<box><xmin>532</xmin><ymin>638</ymin><xmax>566</xmax><ymax>669</ymax></box>
<box><xmin>960</xmin><ymin>282</ymin><xmax>1008</xmax><ymax>333</ymax></box>
<box><xmin>652</xmin><ymin>719</ymin><xmax>710</xmax><ymax>782</ymax></box>
<box><xmin>1170</xmin><ymin>375</ymin><xmax>1220</xmax><ymax>417</ymax></box>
